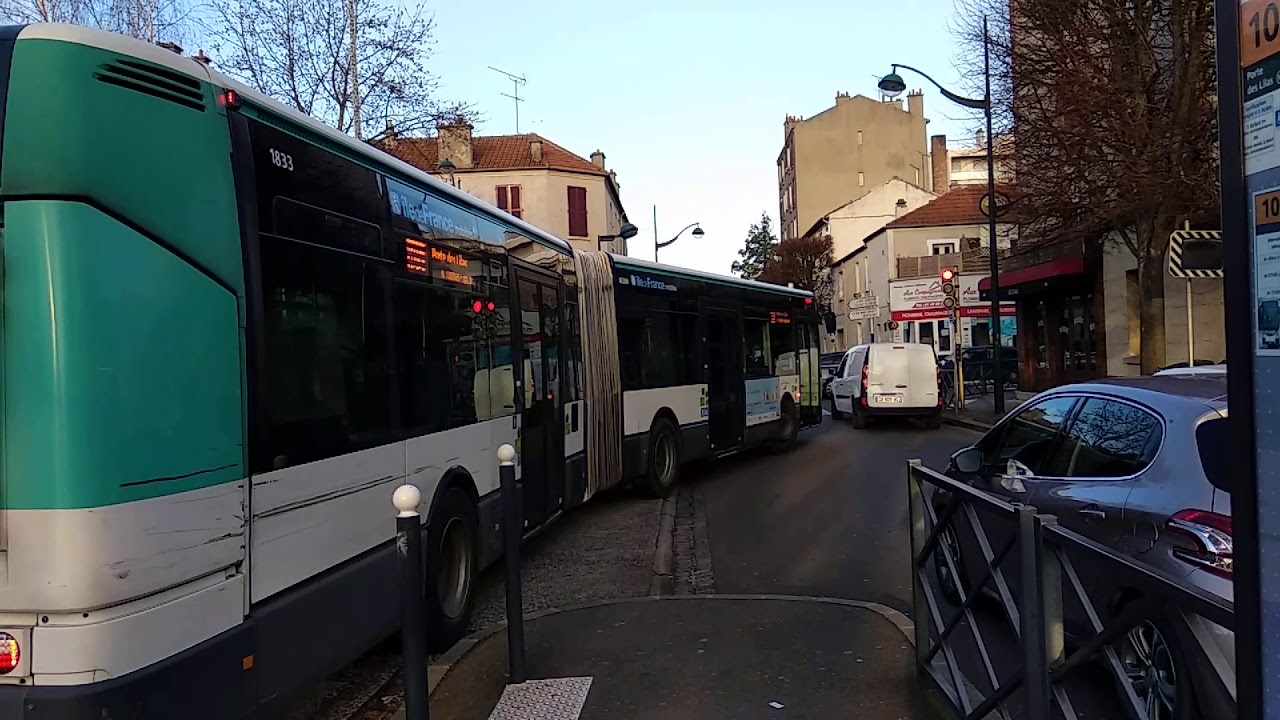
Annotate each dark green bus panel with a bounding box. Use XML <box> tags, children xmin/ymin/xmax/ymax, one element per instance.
<box><xmin>0</xmin><ymin>31</ymin><xmax>247</xmax><ymax>509</ymax></box>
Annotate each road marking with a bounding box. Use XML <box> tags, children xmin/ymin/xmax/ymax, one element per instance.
<box><xmin>487</xmin><ymin>676</ymin><xmax>593</xmax><ymax>720</ymax></box>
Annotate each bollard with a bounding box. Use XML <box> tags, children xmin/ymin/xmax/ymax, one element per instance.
<box><xmin>393</xmin><ymin>484</ymin><xmax>430</xmax><ymax>720</ymax></box>
<box><xmin>497</xmin><ymin>443</ymin><xmax>527</xmax><ymax>684</ymax></box>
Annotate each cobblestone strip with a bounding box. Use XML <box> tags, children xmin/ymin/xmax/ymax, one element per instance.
<box><xmin>672</xmin><ymin>482</ymin><xmax>715</xmax><ymax>595</ymax></box>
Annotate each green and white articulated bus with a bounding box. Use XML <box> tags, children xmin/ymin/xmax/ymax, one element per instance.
<box><xmin>0</xmin><ymin>23</ymin><xmax>821</xmax><ymax>718</ymax></box>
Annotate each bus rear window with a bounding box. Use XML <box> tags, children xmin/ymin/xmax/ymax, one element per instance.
<box><xmin>1195</xmin><ymin>416</ymin><xmax>1230</xmax><ymax>492</ymax></box>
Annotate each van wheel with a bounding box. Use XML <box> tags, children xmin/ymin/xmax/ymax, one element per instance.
<box><xmin>426</xmin><ymin>485</ymin><xmax>478</xmax><ymax>652</ymax></box>
<box><xmin>770</xmin><ymin>397</ymin><xmax>799</xmax><ymax>453</ymax></box>
<box><xmin>925</xmin><ymin>412</ymin><xmax>943</xmax><ymax>430</ymax></box>
<box><xmin>830</xmin><ymin>394</ymin><xmax>843</xmax><ymax>420</ymax></box>
<box><xmin>852</xmin><ymin>405</ymin><xmax>868</xmax><ymax>429</ymax></box>
<box><xmin>642</xmin><ymin>417</ymin><xmax>681</xmax><ymax>498</ymax></box>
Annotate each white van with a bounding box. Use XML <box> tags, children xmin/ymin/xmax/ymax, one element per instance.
<box><xmin>829</xmin><ymin>342</ymin><xmax>942</xmax><ymax>429</ymax></box>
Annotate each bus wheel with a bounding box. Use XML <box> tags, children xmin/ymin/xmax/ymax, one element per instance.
<box><xmin>769</xmin><ymin>397</ymin><xmax>799</xmax><ymax>453</ymax></box>
<box><xmin>426</xmin><ymin>485</ymin><xmax>478</xmax><ymax>652</ymax></box>
<box><xmin>643</xmin><ymin>417</ymin><xmax>681</xmax><ymax>498</ymax></box>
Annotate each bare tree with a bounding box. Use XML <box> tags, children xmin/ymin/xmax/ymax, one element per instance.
<box><xmin>758</xmin><ymin>234</ymin><xmax>836</xmax><ymax>308</ymax></box>
<box><xmin>953</xmin><ymin>0</ymin><xmax>1219</xmax><ymax>372</ymax></box>
<box><xmin>0</xmin><ymin>0</ymin><xmax>195</xmax><ymax>44</ymax></box>
<box><xmin>205</xmin><ymin>0</ymin><xmax>472</xmax><ymax>139</ymax></box>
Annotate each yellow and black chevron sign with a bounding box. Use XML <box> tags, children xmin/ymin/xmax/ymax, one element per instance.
<box><xmin>1168</xmin><ymin>230</ymin><xmax>1224</xmax><ymax>279</ymax></box>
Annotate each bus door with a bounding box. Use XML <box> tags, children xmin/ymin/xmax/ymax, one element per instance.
<box><xmin>704</xmin><ymin>304</ymin><xmax>745</xmax><ymax>453</ymax></box>
<box><xmin>514</xmin><ymin>269</ymin><xmax>566</xmax><ymax>528</ymax></box>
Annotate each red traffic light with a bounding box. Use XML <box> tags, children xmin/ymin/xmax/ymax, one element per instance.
<box><xmin>940</xmin><ymin>268</ymin><xmax>956</xmax><ymax>283</ymax></box>
<box><xmin>472</xmin><ymin>300</ymin><xmax>483</xmax><ymax>313</ymax></box>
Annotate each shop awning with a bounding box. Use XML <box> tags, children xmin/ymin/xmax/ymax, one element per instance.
<box><xmin>977</xmin><ymin>253</ymin><xmax>1085</xmax><ymax>292</ymax></box>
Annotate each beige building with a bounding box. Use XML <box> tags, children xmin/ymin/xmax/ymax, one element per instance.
<box><xmin>1100</xmin><ymin>238</ymin><xmax>1225</xmax><ymax>375</ymax></box>
<box><xmin>929</xmin><ymin>132</ymin><xmax>1017</xmax><ymax>189</ymax></box>
<box><xmin>778</xmin><ymin>91</ymin><xmax>932</xmax><ymax>241</ymax></box>
<box><xmin>827</xmin><ymin>185</ymin><xmax>1016</xmax><ymax>354</ymax></box>
<box><xmin>382</xmin><ymin>119</ymin><xmax>631</xmax><ymax>254</ymax></box>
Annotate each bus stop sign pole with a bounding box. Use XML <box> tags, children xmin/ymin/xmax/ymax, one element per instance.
<box><xmin>1215</xmin><ymin>1</ymin><xmax>1267</xmax><ymax>718</ymax></box>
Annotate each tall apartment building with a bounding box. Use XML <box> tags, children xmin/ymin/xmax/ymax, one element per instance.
<box><xmin>777</xmin><ymin>90</ymin><xmax>931</xmax><ymax>241</ymax></box>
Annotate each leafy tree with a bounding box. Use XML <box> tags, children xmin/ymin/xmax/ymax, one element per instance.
<box><xmin>731</xmin><ymin>211</ymin><xmax>778</xmax><ymax>280</ymax></box>
<box><xmin>205</xmin><ymin>0</ymin><xmax>473</xmax><ymax>139</ymax></box>
<box><xmin>954</xmin><ymin>0</ymin><xmax>1218</xmax><ymax>372</ymax></box>
<box><xmin>757</xmin><ymin>234</ymin><xmax>835</xmax><ymax>308</ymax></box>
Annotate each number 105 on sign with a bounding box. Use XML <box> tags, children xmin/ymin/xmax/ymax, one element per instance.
<box><xmin>1257</xmin><ymin>190</ymin><xmax>1280</xmax><ymax>224</ymax></box>
<box><xmin>1243</xmin><ymin>0</ymin><xmax>1280</xmax><ymax>66</ymax></box>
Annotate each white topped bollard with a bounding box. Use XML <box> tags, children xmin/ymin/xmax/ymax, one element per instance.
<box><xmin>393</xmin><ymin>483</ymin><xmax>430</xmax><ymax>719</ymax></box>
<box><xmin>497</xmin><ymin>443</ymin><xmax>526</xmax><ymax>684</ymax></box>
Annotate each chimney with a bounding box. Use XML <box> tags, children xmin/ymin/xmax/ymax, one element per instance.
<box><xmin>930</xmin><ymin>134</ymin><xmax>949</xmax><ymax>191</ymax></box>
<box><xmin>193</xmin><ymin>49</ymin><xmax>212</xmax><ymax>65</ymax></box>
<box><xmin>895</xmin><ymin>198</ymin><xmax>908</xmax><ymax>217</ymax></box>
<box><xmin>975</xmin><ymin>129</ymin><xmax>986</xmax><ymax>150</ymax></box>
<box><xmin>590</xmin><ymin>150</ymin><xmax>606</xmax><ymax>170</ymax></box>
<box><xmin>609</xmin><ymin>169</ymin><xmax>619</xmax><ymax>189</ymax></box>
<box><xmin>383</xmin><ymin>120</ymin><xmax>397</xmax><ymax>150</ymax></box>
<box><xmin>906</xmin><ymin>89</ymin><xmax>924</xmax><ymax>116</ymax></box>
<box><xmin>529</xmin><ymin>139</ymin><xmax>544</xmax><ymax>164</ymax></box>
<box><xmin>437</xmin><ymin>117</ymin><xmax>474</xmax><ymax>169</ymax></box>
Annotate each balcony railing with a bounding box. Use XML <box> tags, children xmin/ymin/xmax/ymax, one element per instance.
<box><xmin>896</xmin><ymin>251</ymin><xmax>988</xmax><ymax>279</ymax></box>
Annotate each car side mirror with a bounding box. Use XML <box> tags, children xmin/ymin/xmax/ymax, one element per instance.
<box><xmin>950</xmin><ymin>447</ymin><xmax>983</xmax><ymax>475</ymax></box>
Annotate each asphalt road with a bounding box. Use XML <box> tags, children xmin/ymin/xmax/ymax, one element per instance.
<box><xmin>697</xmin><ymin>410</ymin><xmax>979</xmax><ymax>614</ymax></box>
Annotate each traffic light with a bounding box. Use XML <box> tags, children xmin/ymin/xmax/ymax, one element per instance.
<box><xmin>940</xmin><ymin>268</ymin><xmax>958</xmax><ymax>312</ymax></box>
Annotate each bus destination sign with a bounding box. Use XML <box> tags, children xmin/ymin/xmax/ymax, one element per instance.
<box><xmin>430</xmin><ymin>245</ymin><xmax>476</xmax><ymax>288</ymax></box>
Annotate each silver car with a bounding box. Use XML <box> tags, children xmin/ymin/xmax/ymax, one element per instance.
<box><xmin>940</xmin><ymin>376</ymin><xmax>1233</xmax><ymax>720</ymax></box>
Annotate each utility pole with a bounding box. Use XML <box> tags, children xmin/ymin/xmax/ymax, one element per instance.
<box><xmin>488</xmin><ymin>66</ymin><xmax>527</xmax><ymax>133</ymax></box>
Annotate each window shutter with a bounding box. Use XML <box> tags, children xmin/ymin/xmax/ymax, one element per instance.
<box><xmin>510</xmin><ymin>186</ymin><xmax>521</xmax><ymax>211</ymax></box>
<box><xmin>567</xmin><ymin>186</ymin><xmax>588</xmax><ymax>237</ymax></box>
<box><xmin>496</xmin><ymin>186</ymin><xmax>509</xmax><ymax>210</ymax></box>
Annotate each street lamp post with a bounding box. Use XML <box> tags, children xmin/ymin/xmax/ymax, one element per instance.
<box><xmin>598</xmin><ymin>222</ymin><xmax>640</xmax><ymax>253</ymax></box>
<box><xmin>654</xmin><ymin>221</ymin><xmax>704</xmax><ymax>263</ymax></box>
<box><xmin>879</xmin><ymin>14</ymin><xmax>1006</xmax><ymax>414</ymax></box>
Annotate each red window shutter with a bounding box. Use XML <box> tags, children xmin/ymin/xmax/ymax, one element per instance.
<box><xmin>510</xmin><ymin>186</ymin><xmax>521</xmax><ymax>212</ymax></box>
<box><xmin>496</xmin><ymin>186</ymin><xmax>509</xmax><ymax>210</ymax></box>
<box><xmin>567</xmin><ymin>186</ymin><xmax>588</xmax><ymax>237</ymax></box>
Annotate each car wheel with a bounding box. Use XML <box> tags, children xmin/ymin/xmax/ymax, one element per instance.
<box><xmin>1120</xmin><ymin>615</ymin><xmax>1197</xmax><ymax>720</ymax></box>
<box><xmin>934</xmin><ymin>523</ymin><xmax>965</xmax><ymax>605</ymax></box>
<box><xmin>426</xmin><ymin>485</ymin><xmax>478</xmax><ymax>652</ymax></box>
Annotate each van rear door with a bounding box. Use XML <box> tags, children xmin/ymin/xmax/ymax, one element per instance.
<box><xmin>906</xmin><ymin>344</ymin><xmax>939</xmax><ymax>408</ymax></box>
<box><xmin>865</xmin><ymin>344</ymin><xmax>912</xmax><ymax>409</ymax></box>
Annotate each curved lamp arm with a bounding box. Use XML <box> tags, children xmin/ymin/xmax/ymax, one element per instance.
<box><xmin>889</xmin><ymin>63</ymin><xmax>988</xmax><ymax>110</ymax></box>
<box><xmin>656</xmin><ymin>222</ymin><xmax>701</xmax><ymax>250</ymax></box>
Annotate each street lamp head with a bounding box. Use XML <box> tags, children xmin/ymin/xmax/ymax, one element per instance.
<box><xmin>877</xmin><ymin>71</ymin><xmax>907</xmax><ymax>98</ymax></box>
<box><xmin>692</xmin><ymin>225</ymin><xmax>705</xmax><ymax>239</ymax></box>
<box><xmin>619</xmin><ymin>222</ymin><xmax>639</xmax><ymax>240</ymax></box>
<box><xmin>438</xmin><ymin>158</ymin><xmax>456</xmax><ymax>172</ymax></box>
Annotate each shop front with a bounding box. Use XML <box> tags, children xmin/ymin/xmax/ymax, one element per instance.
<box><xmin>888</xmin><ymin>274</ymin><xmax>1017</xmax><ymax>361</ymax></box>
<box><xmin>978</xmin><ymin>240</ymin><xmax>1105</xmax><ymax>392</ymax></box>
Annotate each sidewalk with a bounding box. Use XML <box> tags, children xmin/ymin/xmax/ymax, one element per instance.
<box><xmin>942</xmin><ymin>391</ymin><xmax>1029</xmax><ymax>431</ymax></box>
<box><xmin>414</xmin><ymin>596</ymin><xmax>953</xmax><ymax>720</ymax></box>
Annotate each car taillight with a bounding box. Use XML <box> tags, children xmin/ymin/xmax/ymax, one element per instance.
<box><xmin>0</xmin><ymin>632</ymin><xmax>19</xmax><ymax>674</ymax></box>
<box><xmin>1167</xmin><ymin>509</ymin><xmax>1232</xmax><ymax>578</ymax></box>
<box><xmin>860</xmin><ymin>363</ymin><xmax>869</xmax><ymax>406</ymax></box>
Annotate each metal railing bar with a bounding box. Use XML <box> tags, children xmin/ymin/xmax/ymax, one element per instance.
<box><xmin>917</xmin><ymin>562</ymin><xmax>979</xmax><ymax>717</ymax></box>
<box><xmin>911</xmin><ymin>463</ymin><xmax>1024</xmax><ymax>518</ymax></box>
<box><xmin>1052</xmin><ymin>684</ymin><xmax>1082</xmax><ymax>720</ymax></box>
<box><xmin>1048</xmin><ymin>596</ymin><xmax>1157</xmax><ymax>719</ymax></box>
<box><xmin>917</xmin><ymin>566</ymin><xmax>1005</xmax><ymax>695</ymax></box>
<box><xmin>1019</xmin><ymin>508</ymin><xmax>1052</xmax><ymax>720</ymax></box>
<box><xmin>917</xmin><ymin>493</ymin><xmax>968</xmax><ymax>572</ymax></box>
<box><xmin>961</xmin><ymin>665</ymin><xmax>1022</xmax><ymax>720</ymax></box>
<box><xmin>1042</xmin><ymin>523</ymin><xmax>1233</xmax><ymax>628</ymax></box>
<box><xmin>963</xmin><ymin>502</ymin><xmax>1022</xmax><ymax>633</ymax></box>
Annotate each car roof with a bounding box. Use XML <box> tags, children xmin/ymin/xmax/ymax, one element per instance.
<box><xmin>1042</xmin><ymin>376</ymin><xmax>1228</xmax><ymax>411</ymax></box>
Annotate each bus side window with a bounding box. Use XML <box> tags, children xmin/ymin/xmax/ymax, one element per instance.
<box><xmin>743</xmin><ymin>318</ymin><xmax>770</xmax><ymax>377</ymax></box>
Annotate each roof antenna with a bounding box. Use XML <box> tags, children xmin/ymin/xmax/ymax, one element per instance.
<box><xmin>488</xmin><ymin>66</ymin><xmax>527</xmax><ymax>133</ymax></box>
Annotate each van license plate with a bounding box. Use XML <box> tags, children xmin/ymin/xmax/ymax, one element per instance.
<box><xmin>875</xmin><ymin>394</ymin><xmax>903</xmax><ymax>404</ymax></box>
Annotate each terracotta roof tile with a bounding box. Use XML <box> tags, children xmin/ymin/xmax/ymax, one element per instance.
<box><xmin>885</xmin><ymin>184</ymin><xmax>1016</xmax><ymax>228</ymax></box>
<box><xmin>382</xmin><ymin>133</ymin><xmax>607</xmax><ymax>176</ymax></box>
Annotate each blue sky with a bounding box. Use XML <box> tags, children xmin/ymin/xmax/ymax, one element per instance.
<box><xmin>427</xmin><ymin>0</ymin><xmax>982</xmax><ymax>274</ymax></box>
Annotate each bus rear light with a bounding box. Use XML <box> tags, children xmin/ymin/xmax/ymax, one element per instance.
<box><xmin>217</xmin><ymin>89</ymin><xmax>241</xmax><ymax>108</ymax></box>
<box><xmin>0</xmin><ymin>632</ymin><xmax>19</xmax><ymax>674</ymax></box>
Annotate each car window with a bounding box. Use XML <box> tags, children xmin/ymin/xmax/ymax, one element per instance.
<box><xmin>982</xmin><ymin>396</ymin><xmax>1078</xmax><ymax>476</ymax></box>
<box><xmin>834</xmin><ymin>354</ymin><xmax>848</xmax><ymax>378</ymax></box>
<box><xmin>1058</xmin><ymin>398</ymin><xmax>1162</xmax><ymax>478</ymax></box>
<box><xmin>1195</xmin><ymin>416</ymin><xmax>1230</xmax><ymax>492</ymax></box>
<box><xmin>849</xmin><ymin>349</ymin><xmax>866</xmax><ymax>377</ymax></box>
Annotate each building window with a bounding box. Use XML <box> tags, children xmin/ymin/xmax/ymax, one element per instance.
<box><xmin>858</xmin><ymin>172</ymin><xmax>865</xmax><ymax>187</ymax></box>
<box><xmin>567</xmin><ymin>185</ymin><xmax>588</xmax><ymax>237</ymax></box>
<box><xmin>496</xmin><ymin>185</ymin><xmax>523</xmax><ymax>219</ymax></box>
<box><xmin>858</xmin><ymin>130</ymin><xmax>864</xmax><ymax>146</ymax></box>
<box><xmin>930</xmin><ymin>241</ymin><xmax>957</xmax><ymax>255</ymax></box>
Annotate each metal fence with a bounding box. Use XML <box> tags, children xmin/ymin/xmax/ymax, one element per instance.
<box><xmin>906</xmin><ymin>460</ymin><xmax>1235</xmax><ymax>720</ymax></box>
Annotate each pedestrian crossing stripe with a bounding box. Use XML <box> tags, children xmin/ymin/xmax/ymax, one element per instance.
<box><xmin>1167</xmin><ymin>230</ymin><xmax>1224</xmax><ymax>279</ymax></box>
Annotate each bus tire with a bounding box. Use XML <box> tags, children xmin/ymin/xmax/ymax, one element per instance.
<box><xmin>769</xmin><ymin>396</ymin><xmax>799</xmax><ymax>453</ymax></box>
<box><xmin>426</xmin><ymin>485</ymin><xmax>478</xmax><ymax>652</ymax></box>
<box><xmin>642</xmin><ymin>417</ymin><xmax>681</xmax><ymax>498</ymax></box>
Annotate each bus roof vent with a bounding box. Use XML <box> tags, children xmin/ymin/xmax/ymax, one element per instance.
<box><xmin>95</xmin><ymin>59</ymin><xmax>205</xmax><ymax>112</ymax></box>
